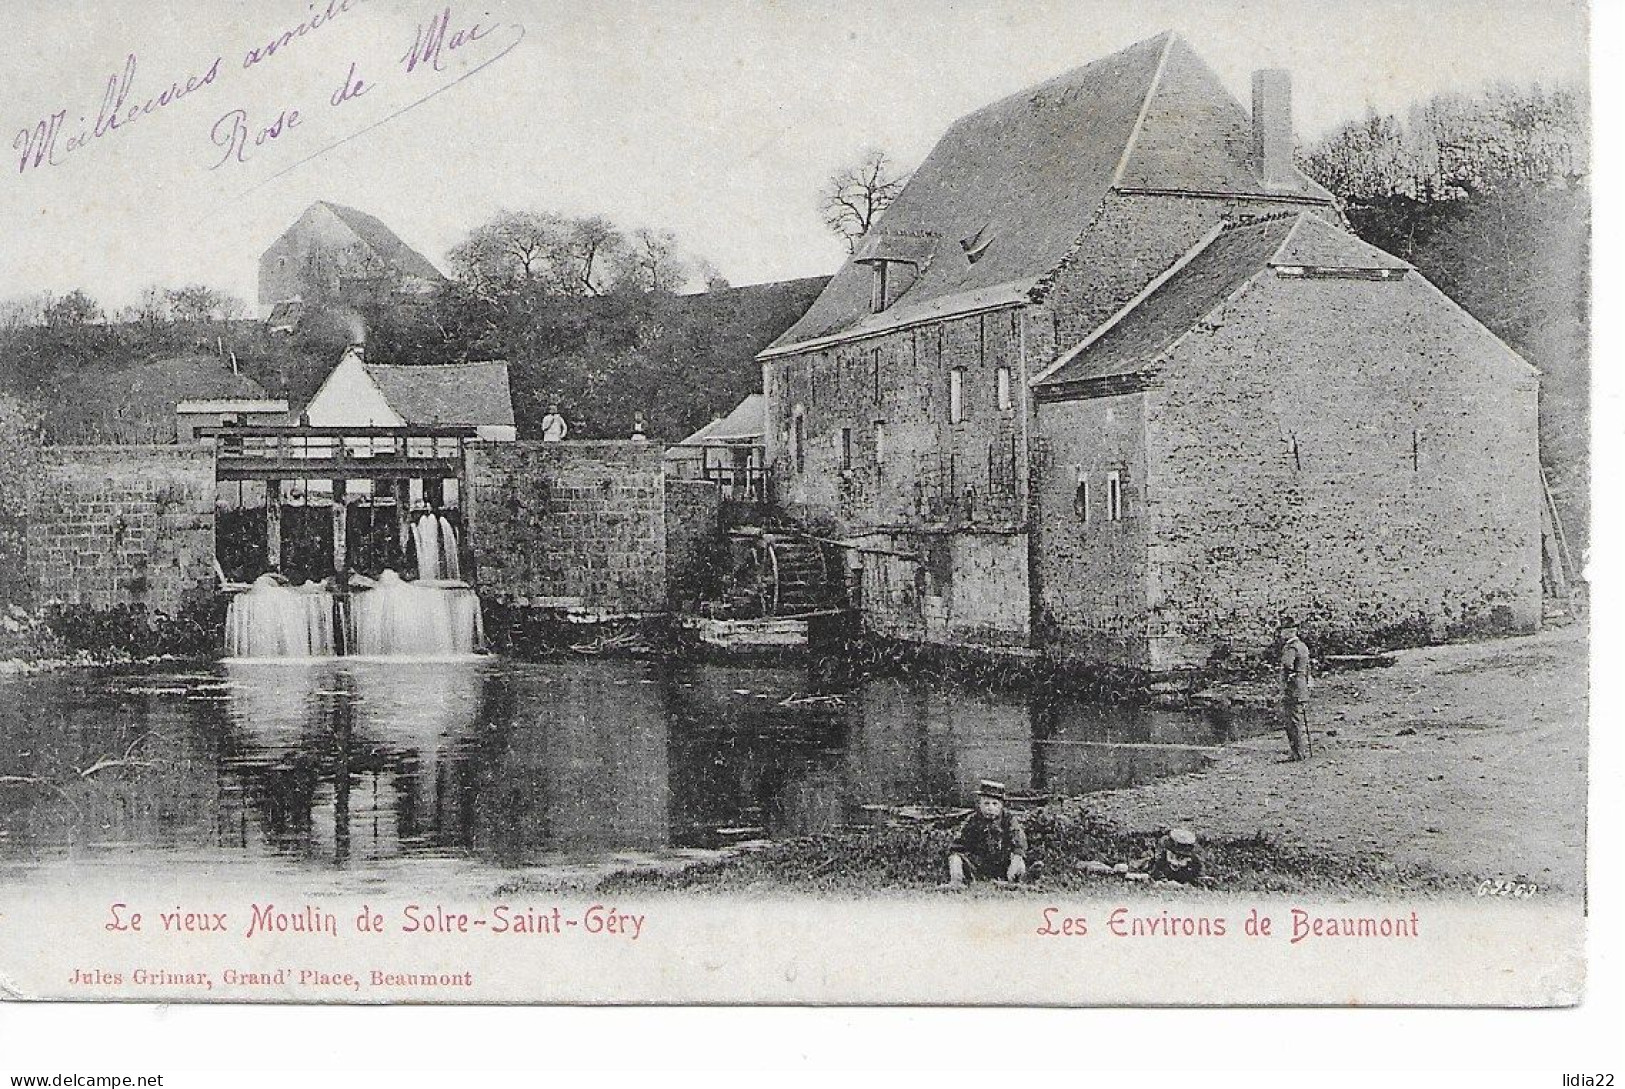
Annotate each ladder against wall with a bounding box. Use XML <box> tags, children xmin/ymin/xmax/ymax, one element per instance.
<box><xmin>1540</xmin><ymin>467</ymin><xmax>1581</xmax><ymax>616</ymax></box>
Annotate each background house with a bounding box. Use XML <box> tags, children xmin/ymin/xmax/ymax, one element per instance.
<box><xmin>259</xmin><ymin>201</ymin><xmax>448</xmax><ymax>311</ymax></box>
<box><xmin>759</xmin><ymin>32</ymin><xmax>1542</xmax><ymax>669</ymax></box>
<box><xmin>665</xmin><ymin>393</ymin><xmax>767</xmax><ymax>500</ymax></box>
<box><xmin>304</xmin><ymin>346</ymin><xmax>516</xmax><ymax>442</ymax></box>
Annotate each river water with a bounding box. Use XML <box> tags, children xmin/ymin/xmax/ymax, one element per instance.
<box><xmin>0</xmin><ymin>656</ymin><xmax>1252</xmax><ymax>883</ymax></box>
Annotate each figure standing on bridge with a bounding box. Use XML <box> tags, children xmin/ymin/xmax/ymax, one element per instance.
<box><xmin>541</xmin><ymin>403</ymin><xmax>570</xmax><ymax>442</ymax></box>
<box><xmin>1279</xmin><ymin>617</ymin><xmax>1313</xmax><ymax>761</ymax></box>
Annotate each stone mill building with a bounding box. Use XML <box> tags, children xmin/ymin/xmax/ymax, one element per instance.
<box><xmin>758</xmin><ymin>31</ymin><xmax>1541</xmax><ymax>671</ymax></box>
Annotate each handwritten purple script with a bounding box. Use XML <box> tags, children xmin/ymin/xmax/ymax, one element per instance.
<box><xmin>10</xmin><ymin>3</ymin><xmax>522</xmax><ymax>185</ymax></box>
<box><xmin>13</xmin><ymin>52</ymin><xmax>223</xmax><ymax>172</ymax></box>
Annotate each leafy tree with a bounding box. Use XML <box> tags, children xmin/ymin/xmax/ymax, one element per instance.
<box><xmin>42</xmin><ymin>289</ymin><xmax>103</xmax><ymax>329</ymax></box>
<box><xmin>819</xmin><ymin>148</ymin><xmax>910</xmax><ymax>252</ymax></box>
<box><xmin>166</xmin><ymin>284</ymin><xmax>245</xmax><ymax>324</ymax></box>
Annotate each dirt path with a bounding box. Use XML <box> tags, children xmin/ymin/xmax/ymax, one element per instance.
<box><xmin>1086</xmin><ymin>624</ymin><xmax>1588</xmax><ymax>895</ymax></box>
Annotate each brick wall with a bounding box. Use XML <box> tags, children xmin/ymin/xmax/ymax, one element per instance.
<box><xmin>765</xmin><ymin>306</ymin><xmax>1034</xmax><ymax>647</ymax></box>
<box><xmin>1031</xmin><ymin>395</ymin><xmax>1153</xmax><ymax>668</ymax></box>
<box><xmin>766</xmin><ymin>308</ymin><xmax>1029</xmax><ymax>534</ymax></box>
<box><xmin>664</xmin><ymin>478</ymin><xmax>722</xmax><ymax>608</ymax></box>
<box><xmin>465</xmin><ymin>441</ymin><xmax>667</xmax><ymax>613</ymax></box>
<box><xmin>1141</xmin><ymin>270</ymin><xmax>1542</xmax><ymax>666</ymax></box>
<box><xmin>0</xmin><ymin>395</ymin><xmax>37</xmax><ymax>607</ymax></box>
<box><xmin>26</xmin><ymin>446</ymin><xmax>217</xmax><ymax>613</ymax></box>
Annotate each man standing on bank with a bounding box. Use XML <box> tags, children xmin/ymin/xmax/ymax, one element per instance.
<box><xmin>1279</xmin><ymin>618</ymin><xmax>1313</xmax><ymax>761</ymax></box>
<box><xmin>946</xmin><ymin>780</ymin><xmax>1029</xmax><ymax>886</ymax></box>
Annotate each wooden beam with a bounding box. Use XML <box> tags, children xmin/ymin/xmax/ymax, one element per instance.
<box><xmin>332</xmin><ymin>479</ymin><xmax>348</xmax><ymax>575</ymax></box>
<box><xmin>266</xmin><ymin>479</ymin><xmax>282</xmax><ymax>570</ymax></box>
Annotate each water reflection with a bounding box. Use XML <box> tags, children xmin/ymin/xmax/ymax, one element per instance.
<box><xmin>0</xmin><ymin>658</ymin><xmax>1254</xmax><ymax>875</ymax></box>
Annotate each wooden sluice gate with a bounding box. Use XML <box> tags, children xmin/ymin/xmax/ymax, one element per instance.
<box><xmin>201</xmin><ymin>425</ymin><xmax>478</xmax><ymax>585</ymax></box>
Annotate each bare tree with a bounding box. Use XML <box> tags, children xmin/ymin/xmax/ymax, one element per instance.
<box><xmin>617</xmin><ymin>228</ymin><xmax>689</xmax><ymax>294</ymax></box>
<box><xmin>564</xmin><ymin>215</ymin><xmax>623</xmax><ymax>296</ymax></box>
<box><xmin>447</xmin><ymin>210</ymin><xmax>568</xmax><ymax>298</ymax></box>
<box><xmin>693</xmin><ymin>257</ymin><xmax>731</xmax><ymax>292</ymax></box>
<box><xmin>820</xmin><ymin>148</ymin><xmax>911</xmax><ymax>252</ymax></box>
<box><xmin>0</xmin><ymin>292</ymin><xmax>51</xmax><ymax>330</ymax></box>
<box><xmin>116</xmin><ymin>285</ymin><xmax>171</xmax><ymax>332</ymax></box>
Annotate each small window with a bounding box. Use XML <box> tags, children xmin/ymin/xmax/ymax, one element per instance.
<box><xmin>793</xmin><ymin>410</ymin><xmax>806</xmax><ymax>473</ymax></box>
<box><xmin>874</xmin><ymin>421</ymin><xmax>886</xmax><ymax>464</ymax></box>
<box><xmin>840</xmin><ymin>427</ymin><xmax>853</xmax><ymax>471</ymax></box>
<box><xmin>949</xmin><ymin>368</ymin><xmax>965</xmax><ymax>424</ymax></box>
<box><xmin>872</xmin><ymin>349</ymin><xmax>881</xmax><ymax>405</ymax></box>
<box><xmin>996</xmin><ymin>365</ymin><xmax>1012</xmax><ymax>411</ymax></box>
<box><xmin>1106</xmin><ymin>471</ymin><xmax>1123</xmax><ymax>521</ymax></box>
<box><xmin>1073</xmin><ymin>473</ymin><xmax>1090</xmax><ymax>522</ymax></box>
<box><xmin>870</xmin><ymin>263</ymin><xmax>889</xmax><ymax>313</ymax></box>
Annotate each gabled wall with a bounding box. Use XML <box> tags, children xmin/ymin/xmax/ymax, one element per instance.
<box><xmin>1141</xmin><ymin>269</ymin><xmax>1541</xmax><ymax>665</ymax></box>
<box><xmin>304</xmin><ymin>355</ymin><xmax>404</xmax><ymax>429</ymax></box>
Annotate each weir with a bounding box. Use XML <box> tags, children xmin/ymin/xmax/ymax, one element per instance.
<box><xmin>208</xmin><ymin>424</ymin><xmax>486</xmax><ymax>659</ymax></box>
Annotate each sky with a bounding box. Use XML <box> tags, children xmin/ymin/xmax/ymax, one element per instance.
<box><xmin>0</xmin><ymin>0</ymin><xmax>1590</xmax><ymax>313</ymax></box>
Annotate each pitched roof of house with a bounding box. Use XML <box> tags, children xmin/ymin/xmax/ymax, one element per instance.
<box><xmin>764</xmin><ymin>32</ymin><xmax>1334</xmax><ymax>357</ymax></box>
<box><xmin>1035</xmin><ymin>212</ymin><xmax>1411</xmax><ymax>389</ymax></box>
<box><xmin>140</xmin><ymin>354</ymin><xmax>270</xmax><ymax>400</ymax></box>
<box><xmin>675</xmin><ymin>393</ymin><xmax>765</xmax><ymax>445</ymax></box>
<box><xmin>315</xmin><ymin>201</ymin><xmax>446</xmax><ymax>284</ymax></box>
<box><xmin>364</xmin><ymin>360</ymin><xmax>515</xmax><ymax>427</ymax></box>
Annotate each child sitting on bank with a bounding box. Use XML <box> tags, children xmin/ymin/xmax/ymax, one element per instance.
<box><xmin>1077</xmin><ymin>827</ymin><xmax>1207</xmax><ymax>885</ymax></box>
<box><xmin>945</xmin><ymin>780</ymin><xmax>1037</xmax><ymax>886</ymax></box>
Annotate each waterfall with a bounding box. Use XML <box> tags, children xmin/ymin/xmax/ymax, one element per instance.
<box><xmin>224</xmin><ymin>575</ymin><xmax>337</xmax><ymax>658</ymax></box>
<box><xmin>439</xmin><ymin>515</ymin><xmax>461</xmax><ymax>581</ymax></box>
<box><xmin>347</xmin><ymin>569</ymin><xmax>483</xmax><ymax>657</ymax></box>
<box><xmin>412</xmin><ymin>512</ymin><xmax>463</xmax><ymax>583</ymax></box>
<box><xmin>413</xmin><ymin>513</ymin><xmax>441</xmax><ymax>581</ymax></box>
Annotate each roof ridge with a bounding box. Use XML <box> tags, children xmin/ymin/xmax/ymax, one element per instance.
<box><xmin>367</xmin><ymin>364</ymin><xmax>507</xmax><ymax>373</ymax></box>
<box><xmin>1109</xmin><ymin>31</ymin><xmax>1177</xmax><ymax>188</ymax></box>
<box><xmin>974</xmin><ymin>31</ymin><xmax>1173</xmax><ymax>119</ymax></box>
<box><xmin>1262</xmin><ymin>210</ymin><xmax>1314</xmax><ymax>264</ymax></box>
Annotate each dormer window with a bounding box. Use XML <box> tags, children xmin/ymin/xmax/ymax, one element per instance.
<box><xmin>854</xmin><ymin>232</ymin><xmax>936</xmax><ymax>313</ymax></box>
<box><xmin>871</xmin><ymin>262</ymin><xmax>891</xmax><ymax>314</ymax></box>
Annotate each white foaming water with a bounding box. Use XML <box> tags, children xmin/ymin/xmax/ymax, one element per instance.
<box><xmin>412</xmin><ymin>513</ymin><xmax>462</xmax><ymax>581</ymax></box>
<box><xmin>439</xmin><ymin>515</ymin><xmax>461</xmax><ymax>581</ymax></box>
<box><xmin>224</xmin><ymin>575</ymin><xmax>337</xmax><ymax>658</ymax></box>
<box><xmin>347</xmin><ymin>569</ymin><xmax>484</xmax><ymax>656</ymax></box>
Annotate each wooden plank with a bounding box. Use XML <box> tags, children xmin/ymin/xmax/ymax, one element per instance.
<box><xmin>266</xmin><ymin>479</ymin><xmax>282</xmax><ymax>569</ymax></box>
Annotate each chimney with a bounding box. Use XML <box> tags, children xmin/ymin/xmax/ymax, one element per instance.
<box><xmin>1252</xmin><ymin>68</ymin><xmax>1296</xmax><ymax>190</ymax></box>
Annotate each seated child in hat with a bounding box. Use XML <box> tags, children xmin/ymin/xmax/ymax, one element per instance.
<box><xmin>1077</xmin><ymin>826</ymin><xmax>1206</xmax><ymax>885</ymax></box>
<box><xmin>946</xmin><ymin>780</ymin><xmax>1030</xmax><ymax>886</ymax></box>
<box><xmin>1141</xmin><ymin>827</ymin><xmax>1204</xmax><ymax>884</ymax></box>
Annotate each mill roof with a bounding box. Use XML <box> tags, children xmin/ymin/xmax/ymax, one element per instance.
<box><xmin>363</xmin><ymin>360</ymin><xmax>515</xmax><ymax>427</ymax></box>
<box><xmin>1035</xmin><ymin>212</ymin><xmax>1412</xmax><ymax>390</ymax></box>
<box><xmin>764</xmin><ymin>32</ymin><xmax>1333</xmax><ymax>357</ymax></box>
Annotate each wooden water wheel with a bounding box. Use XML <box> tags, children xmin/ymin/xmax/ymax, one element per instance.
<box><xmin>726</xmin><ymin>532</ymin><xmax>833</xmax><ymax>617</ymax></box>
